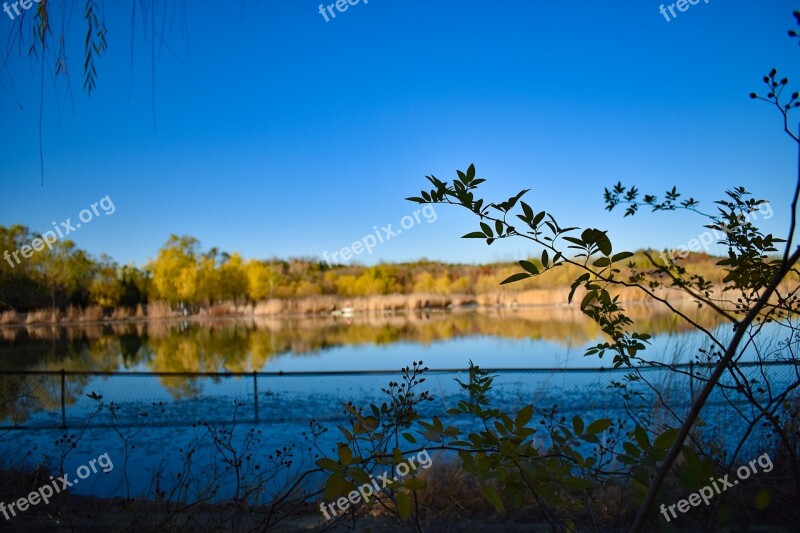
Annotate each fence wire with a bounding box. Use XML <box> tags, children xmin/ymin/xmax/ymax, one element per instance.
<box><xmin>1</xmin><ymin>362</ymin><xmax>797</xmax><ymax>437</ymax></box>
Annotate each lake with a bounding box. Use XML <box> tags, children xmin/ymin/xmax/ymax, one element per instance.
<box><xmin>0</xmin><ymin>306</ymin><xmax>787</xmax><ymax>503</ymax></box>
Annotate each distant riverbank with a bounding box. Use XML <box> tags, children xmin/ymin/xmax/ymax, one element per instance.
<box><xmin>0</xmin><ymin>286</ymin><xmax>711</xmax><ymax>327</ymax></box>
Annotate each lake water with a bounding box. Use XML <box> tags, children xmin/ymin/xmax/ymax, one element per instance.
<box><xmin>0</xmin><ymin>305</ymin><xmax>725</xmax><ymax>374</ymax></box>
<box><xmin>0</xmin><ymin>306</ymin><xmax>789</xmax><ymax>503</ymax></box>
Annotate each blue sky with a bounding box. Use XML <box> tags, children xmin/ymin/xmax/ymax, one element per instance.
<box><xmin>1</xmin><ymin>0</ymin><xmax>798</xmax><ymax>267</ymax></box>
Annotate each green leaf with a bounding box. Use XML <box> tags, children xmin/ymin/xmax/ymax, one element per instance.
<box><xmin>755</xmin><ymin>490</ymin><xmax>771</xmax><ymax>509</ymax></box>
<box><xmin>393</xmin><ymin>447</ymin><xmax>404</xmax><ymax>464</ymax></box>
<box><xmin>593</xmin><ymin>257</ymin><xmax>610</xmax><ymax>267</ymax></box>
<box><xmin>563</xmin><ymin>236</ymin><xmax>584</xmax><ymax>247</ymax></box>
<box><xmin>500</xmin><ymin>272</ymin><xmax>531</xmax><ymax>285</ymax></box>
<box><xmin>338</xmin><ymin>445</ymin><xmax>353</xmax><ymax>466</ymax></box>
<box><xmin>585</xmin><ymin>419</ymin><xmax>612</xmax><ymax>435</ymax></box>
<box><xmin>611</xmin><ymin>251</ymin><xmax>634</xmax><ymax>263</ymax></box>
<box><xmin>480</xmin><ymin>222</ymin><xmax>493</xmax><ymax>237</ymax></box>
<box><xmin>572</xmin><ymin>416</ymin><xmax>584</xmax><ymax>435</ymax></box>
<box><xmin>634</xmin><ymin>426</ymin><xmax>650</xmax><ymax>450</ymax></box>
<box><xmin>521</xmin><ymin>201</ymin><xmax>533</xmax><ymax>220</ymax></box>
<box><xmin>654</xmin><ymin>428</ymin><xmax>679</xmax><ymax>450</ymax></box>
<box><xmin>362</xmin><ymin>416</ymin><xmax>380</xmax><ymax>433</ymax></box>
<box><xmin>482</xmin><ymin>486</ymin><xmax>505</xmax><ymax>512</ymax></box>
<box><xmin>519</xmin><ymin>260</ymin><xmax>540</xmax><ymax>275</ymax></box>
<box><xmin>403</xmin><ymin>478</ymin><xmax>426</xmax><ymax>490</ymax></box>
<box><xmin>596</xmin><ymin>232</ymin><xmax>612</xmax><ymax>256</ymax></box>
<box><xmin>316</xmin><ymin>457</ymin><xmax>341</xmax><ymax>472</ymax></box>
<box><xmin>682</xmin><ymin>446</ymin><xmax>701</xmax><ymax>470</ymax></box>
<box><xmin>463</xmin><ymin>232</ymin><xmax>487</xmax><ymax>239</ymax></box>
<box><xmin>324</xmin><ymin>472</ymin><xmax>350</xmax><ymax>500</ymax></box>
<box><xmin>396</xmin><ymin>491</ymin><xmax>412</xmax><ymax>520</ymax></box>
<box><xmin>568</xmin><ymin>273</ymin><xmax>590</xmax><ymax>303</ymax></box>
<box><xmin>515</xmin><ymin>405</ymin><xmax>533</xmax><ymax>427</ymax></box>
<box><xmin>402</xmin><ymin>432</ymin><xmax>417</xmax><ymax>444</ymax></box>
<box><xmin>622</xmin><ymin>441</ymin><xmax>640</xmax><ymax>458</ymax></box>
<box><xmin>351</xmin><ymin>468</ymin><xmax>372</xmax><ymax>485</ymax></box>
<box><xmin>580</xmin><ymin>291</ymin><xmax>596</xmax><ymax>311</ymax></box>
<box><xmin>562</xmin><ymin>477</ymin><xmax>592</xmax><ymax>490</ymax></box>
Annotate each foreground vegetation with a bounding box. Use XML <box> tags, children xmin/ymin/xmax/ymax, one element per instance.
<box><xmin>0</xmin><ymin>360</ymin><xmax>796</xmax><ymax>532</ymax></box>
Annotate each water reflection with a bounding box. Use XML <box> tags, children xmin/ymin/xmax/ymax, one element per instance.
<box><xmin>0</xmin><ymin>305</ymin><xmax>721</xmax><ymax>406</ymax></box>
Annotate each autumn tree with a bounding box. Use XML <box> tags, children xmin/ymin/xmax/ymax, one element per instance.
<box><xmin>245</xmin><ymin>260</ymin><xmax>278</xmax><ymax>302</ymax></box>
<box><xmin>149</xmin><ymin>235</ymin><xmax>200</xmax><ymax>309</ymax></box>
<box><xmin>218</xmin><ymin>253</ymin><xmax>248</xmax><ymax>305</ymax></box>
<box><xmin>89</xmin><ymin>255</ymin><xmax>123</xmax><ymax>308</ymax></box>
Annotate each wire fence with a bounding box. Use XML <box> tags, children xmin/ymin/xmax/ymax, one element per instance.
<box><xmin>0</xmin><ymin>362</ymin><xmax>798</xmax><ymax>432</ymax></box>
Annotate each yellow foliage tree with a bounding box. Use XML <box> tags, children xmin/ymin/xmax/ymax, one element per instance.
<box><xmin>246</xmin><ymin>260</ymin><xmax>279</xmax><ymax>301</ymax></box>
<box><xmin>149</xmin><ymin>235</ymin><xmax>200</xmax><ymax>307</ymax></box>
<box><xmin>219</xmin><ymin>253</ymin><xmax>248</xmax><ymax>304</ymax></box>
<box><xmin>89</xmin><ymin>256</ymin><xmax>123</xmax><ymax>307</ymax></box>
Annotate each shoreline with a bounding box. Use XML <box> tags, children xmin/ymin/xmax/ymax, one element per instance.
<box><xmin>0</xmin><ymin>296</ymin><xmax>699</xmax><ymax>331</ymax></box>
<box><xmin>0</xmin><ymin>283</ymin><xmax>732</xmax><ymax>329</ymax></box>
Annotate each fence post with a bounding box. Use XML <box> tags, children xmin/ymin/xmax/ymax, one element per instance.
<box><xmin>253</xmin><ymin>371</ymin><xmax>259</xmax><ymax>422</ymax></box>
<box><xmin>468</xmin><ymin>365</ymin><xmax>475</xmax><ymax>402</ymax></box>
<box><xmin>60</xmin><ymin>369</ymin><xmax>66</xmax><ymax>429</ymax></box>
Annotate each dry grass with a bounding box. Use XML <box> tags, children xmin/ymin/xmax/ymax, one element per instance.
<box><xmin>25</xmin><ymin>309</ymin><xmax>56</xmax><ymax>324</ymax></box>
<box><xmin>250</xmin><ymin>295</ymin><xmax>458</xmax><ymax>316</ymax></box>
<box><xmin>404</xmin><ymin>458</ymin><xmax>492</xmax><ymax>520</ymax></box>
<box><xmin>63</xmin><ymin>305</ymin><xmax>104</xmax><ymax>323</ymax></box>
<box><xmin>342</xmin><ymin>458</ymin><xmax>571</xmax><ymax>530</ymax></box>
<box><xmin>198</xmin><ymin>303</ymin><xmax>237</xmax><ymax>317</ymax></box>
<box><xmin>0</xmin><ymin>310</ymin><xmax>20</xmax><ymax>325</ymax></box>
<box><xmin>253</xmin><ymin>299</ymin><xmax>286</xmax><ymax>316</ymax></box>
<box><xmin>63</xmin><ymin>305</ymin><xmax>82</xmax><ymax>322</ymax></box>
<box><xmin>110</xmin><ymin>307</ymin><xmax>131</xmax><ymax>320</ymax></box>
<box><xmin>146</xmin><ymin>301</ymin><xmax>174</xmax><ymax>319</ymax></box>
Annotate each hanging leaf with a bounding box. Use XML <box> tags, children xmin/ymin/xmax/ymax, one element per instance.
<box><xmin>396</xmin><ymin>491</ymin><xmax>412</xmax><ymax>520</ymax></box>
<box><xmin>482</xmin><ymin>486</ymin><xmax>505</xmax><ymax>512</ymax></box>
<box><xmin>501</xmin><ymin>272</ymin><xmax>531</xmax><ymax>285</ymax></box>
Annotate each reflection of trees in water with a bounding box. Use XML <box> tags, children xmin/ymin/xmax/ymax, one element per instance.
<box><xmin>0</xmin><ymin>306</ymin><xmax>724</xmax><ymax>401</ymax></box>
<box><xmin>241</xmin><ymin>305</ymin><xmax>720</xmax><ymax>355</ymax></box>
<box><xmin>0</xmin><ymin>326</ymin><xmax>141</xmax><ymax>421</ymax></box>
<box><xmin>156</xmin><ymin>375</ymin><xmax>203</xmax><ymax>399</ymax></box>
<box><xmin>0</xmin><ymin>323</ymin><xmax>149</xmax><ymax>370</ymax></box>
<box><xmin>0</xmin><ymin>373</ymin><xmax>93</xmax><ymax>423</ymax></box>
<box><xmin>148</xmin><ymin>331</ymin><xmax>235</xmax><ymax>398</ymax></box>
<box><xmin>0</xmin><ymin>374</ymin><xmax>53</xmax><ymax>423</ymax></box>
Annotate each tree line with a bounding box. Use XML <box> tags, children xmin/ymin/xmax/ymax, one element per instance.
<box><xmin>0</xmin><ymin>225</ymin><xmax>728</xmax><ymax>314</ymax></box>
